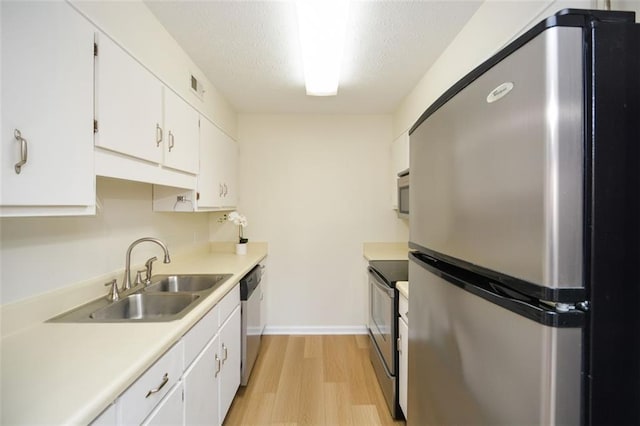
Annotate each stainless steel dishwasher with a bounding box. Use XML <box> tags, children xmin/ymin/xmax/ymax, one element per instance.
<box><xmin>240</xmin><ymin>264</ymin><xmax>263</xmax><ymax>386</ymax></box>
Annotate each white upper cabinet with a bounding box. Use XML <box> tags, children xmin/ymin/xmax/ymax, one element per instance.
<box><xmin>198</xmin><ymin>118</ymin><xmax>238</xmax><ymax>209</ymax></box>
<box><xmin>94</xmin><ymin>33</ymin><xmax>199</xmax><ymax>178</ymax></box>
<box><xmin>163</xmin><ymin>90</ymin><xmax>199</xmax><ymax>174</ymax></box>
<box><xmin>94</xmin><ymin>32</ymin><xmax>163</xmax><ymax>164</ymax></box>
<box><xmin>153</xmin><ymin>117</ymin><xmax>237</xmax><ymax>212</ymax></box>
<box><xmin>1</xmin><ymin>1</ymin><xmax>95</xmax><ymax>216</ymax></box>
<box><xmin>197</xmin><ymin>118</ymin><xmax>220</xmax><ymax>208</ymax></box>
<box><xmin>218</xmin><ymin>131</ymin><xmax>238</xmax><ymax>208</ymax></box>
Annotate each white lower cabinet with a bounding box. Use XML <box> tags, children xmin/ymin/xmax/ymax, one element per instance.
<box><xmin>90</xmin><ymin>403</ymin><xmax>116</xmax><ymax>426</ymax></box>
<box><xmin>142</xmin><ymin>381</ymin><xmax>184</xmax><ymax>426</ymax></box>
<box><xmin>184</xmin><ymin>335</ymin><xmax>219</xmax><ymax>425</ymax></box>
<box><xmin>219</xmin><ymin>306</ymin><xmax>241</xmax><ymax>423</ymax></box>
<box><xmin>118</xmin><ymin>341</ymin><xmax>184</xmax><ymax>425</ymax></box>
<box><xmin>97</xmin><ymin>284</ymin><xmax>241</xmax><ymax>426</ymax></box>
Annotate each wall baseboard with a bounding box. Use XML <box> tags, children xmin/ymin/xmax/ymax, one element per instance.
<box><xmin>263</xmin><ymin>325</ymin><xmax>368</xmax><ymax>335</ymax></box>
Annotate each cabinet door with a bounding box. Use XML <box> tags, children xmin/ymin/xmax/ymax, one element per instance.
<box><xmin>198</xmin><ymin>119</ymin><xmax>237</xmax><ymax>209</ymax></box>
<box><xmin>142</xmin><ymin>382</ymin><xmax>184</xmax><ymax>426</ymax></box>
<box><xmin>164</xmin><ymin>90</ymin><xmax>199</xmax><ymax>174</ymax></box>
<box><xmin>90</xmin><ymin>403</ymin><xmax>117</xmax><ymax>426</ymax></box>
<box><xmin>219</xmin><ymin>306</ymin><xmax>241</xmax><ymax>423</ymax></box>
<box><xmin>184</xmin><ymin>335</ymin><xmax>219</xmax><ymax>425</ymax></box>
<box><xmin>220</xmin><ymin>133</ymin><xmax>238</xmax><ymax>208</ymax></box>
<box><xmin>197</xmin><ymin>118</ymin><xmax>222</xmax><ymax>208</ymax></box>
<box><xmin>398</xmin><ymin>316</ymin><xmax>408</xmax><ymax>418</ymax></box>
<box><xmin>1</xmin><ymin>1</ymin><xmax>94</xmax><ymax>209</ymax></box>
<box><xmin>94</xmin><ymin>32</ymin><xmax>163</xmax><ymax>164</ymax></box>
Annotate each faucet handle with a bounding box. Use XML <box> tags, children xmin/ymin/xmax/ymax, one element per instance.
<box><xmin>105</xmin><ymin>279</ymin><xmax>120</xmax><ymax>302</ymax></box>
<box><xmin>135</xmin><ymin>270</ymin><xmax>146</xmax><ymax>286</ymax></box>
<box><xmin>145</xmin><ymin>256</ymin><xmax>158</xmax><ymax>284</ymax></box>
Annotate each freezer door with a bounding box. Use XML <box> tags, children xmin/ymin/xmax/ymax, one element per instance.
<box><xmin>407</xmin><ymin>259</ymin><xmax>582</xmax><ymax>425</ymax></box>
<box><xmin>410</xmin><ymin>26</ymin><xmax>583</xmax><ymax>291</ymax></box>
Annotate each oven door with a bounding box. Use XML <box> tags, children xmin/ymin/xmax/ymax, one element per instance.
<box><xmin>368</xmin><ymin>268</ymin><xmax>396</xmax><ymax>375</ymax></box>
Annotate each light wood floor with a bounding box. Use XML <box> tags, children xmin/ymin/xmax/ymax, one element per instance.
<box><xmin>224</xmin><ymin>335</ymin><xmax>406</xmax><ymax>426</ymax></box>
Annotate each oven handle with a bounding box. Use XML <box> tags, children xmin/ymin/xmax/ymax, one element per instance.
<box><xmin>369</xmin><ymin>268</ymin><xmax>394</xmax><ymax>297</ymax></box>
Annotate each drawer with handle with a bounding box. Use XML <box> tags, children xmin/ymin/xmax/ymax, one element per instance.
<box><xmin>118</xmin><ymin>340</ymin><xmax>184</xmax><ymax>425</ymax></box>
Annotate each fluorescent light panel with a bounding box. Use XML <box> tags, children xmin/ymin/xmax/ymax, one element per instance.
<box><xmin>296</xmin><ymin>0</ymin><xmax>349</xmax><ymax>96</ymax></box>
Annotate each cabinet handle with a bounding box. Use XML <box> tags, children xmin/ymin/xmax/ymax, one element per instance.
<box><xmin>219</xmin><ymin>184</ymin><xmax>224</xmax><ymax>197</ymax></box>
<box><xmin>145</xmin><ymin>373</ymin><xmax>169</xmax><ymax>398</ymax></box>
<box><xmin>13</xmin><ymin>129</ymin><xmax>28</xmax><ymax>174</ymax></box>
<box><xmin>168</xmin><ymin>131</ymin><xmax>175</xmax><ymax>152</ymax></box>
<box><xmin>222</xmin><ymin>344</ymin><xmax>228</xmax><ymax>364</ymax></box>
<box><xmin>223</xmin><ymin>183</ymin><xmax>228</xmax><ymax>196</ymax></box>
<box><xmin>155</xmin><ymin>124</ymin><xmax>163</xmax><ymax>147</ymax></box>
<box><xmin>214</xmin><ymin>354</ymin><xmax>221</xmax><ymax>378</ymax></box>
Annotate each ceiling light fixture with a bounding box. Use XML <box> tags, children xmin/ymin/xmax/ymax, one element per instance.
<box><xmin>296</xmin><ymin>0</ymin><xmax>349</xmax><ymax>96</ymax></box>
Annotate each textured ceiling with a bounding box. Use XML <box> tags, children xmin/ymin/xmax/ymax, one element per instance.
<box><xmin>145</xmin><ymin>1</ymin><xmax>482</xmax><ymax>114</ymax></box>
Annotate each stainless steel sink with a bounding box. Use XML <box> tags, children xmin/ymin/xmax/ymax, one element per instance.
<box><xmin>49</xmin><ymin>273</ymin><xmax>233</xmax><ymax>323</ymax></box>
<box><xmin>144</xmin><ymin>274</ymin><xmax>232</xmax><ymax>293</ymax></box>
<box><xmin>89</xmin><ymin>293</ymin><xmax>199</xmax><ymax>321</ymax></box>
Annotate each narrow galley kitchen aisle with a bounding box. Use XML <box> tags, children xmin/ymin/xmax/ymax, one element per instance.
<box><xmin>224</xmin><ymin>335</ymin><xmax>406</xmax><ymax>425</ymax></box>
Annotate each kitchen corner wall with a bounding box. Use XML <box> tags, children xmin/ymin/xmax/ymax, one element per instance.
<box><xmin>212</xmin><ymin>114</ymin><xmax>408</xmax><ymax>332</ymax></box>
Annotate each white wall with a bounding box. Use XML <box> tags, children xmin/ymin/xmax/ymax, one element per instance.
<box><xmin>218</xmin><ymin>114</ymin><xmax>408</xmax><ymax>331</ymax></box>
<box><xmin>612</xmin><ymin>0</ymin><xmax>640</xmax><ymax>19</ymax></box>
<box><xmin>70</xmin><ymin>0</ymin><xmax>237</xmax><ymax>138</ymax></box>
<box><xmin>393</xmin><ymin>0</ymin><xmax>597</xmax><ymax>138</ymax></box>
<box><xmin>0</xmin><ymin>178</ymin><xmax>209</xmax><ymax>304</ymax></box>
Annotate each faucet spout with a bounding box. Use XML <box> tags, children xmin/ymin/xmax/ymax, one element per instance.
<box><xmin>122</xmin><ymin>237</ymin><xmax>171</xmax><ymax>291</ymax></box>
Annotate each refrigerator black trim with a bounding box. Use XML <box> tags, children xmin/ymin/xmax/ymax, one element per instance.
<box><xmin>585</xmin><ymin>19</ymin><xmax>640</xmax><ymax>425</ymax></box>
<box><xmin>409</xmin><ymin>9</ymin><xmax>635</xmax><ymax>136</ymax></box>
<box><xmin>410</xmin><ymin>252</ymin><xmax>585</xmax><ymax>328</ymax></box>
<box><xmin>409</xmin><ymin>242</ymin><xmax>586</xmax><ymax>303</ymax></box>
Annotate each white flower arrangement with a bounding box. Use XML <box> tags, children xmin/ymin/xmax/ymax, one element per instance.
<box><xmin>227</xmin><ymin>211</ymin><xmax>248</xmax><ymax>243</ymax></box>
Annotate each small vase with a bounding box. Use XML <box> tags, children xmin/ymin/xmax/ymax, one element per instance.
<box><xmin>235</xmin><ymin>243</ymin><xmax>247</xmax><ymax>255</ymax></box>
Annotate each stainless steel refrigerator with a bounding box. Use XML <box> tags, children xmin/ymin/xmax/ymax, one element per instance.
<box><xmin>408</xmin><ymin>9</ymin><xmax>639</xmax><ymax>425</ymax></box>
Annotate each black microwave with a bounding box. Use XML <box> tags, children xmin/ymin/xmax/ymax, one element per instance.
<box><xmin>397</xmin><ymin>169</ymin><xmax>409</xmax><ymax>219</ymax></box>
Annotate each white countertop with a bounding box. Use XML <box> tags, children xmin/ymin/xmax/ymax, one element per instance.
<box><xmin>362</xmin><ymin>242</ymin><xmax>408</xmax><ymax>261</ymax></box>
<box><xmin>1</xmin><ymin>243</ymin><xmax>267</xmax><ymax>425</ymax></box>
<box><xmin>397</xmin><ymin>281</ymin><xmax>409</xmax><ymax>299</ymax></box>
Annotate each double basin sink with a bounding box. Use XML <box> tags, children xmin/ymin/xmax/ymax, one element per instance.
<box><xmin>49</xmin><ymin>274</ymin><xmax>232</xmax><ymax>323</ymax></box>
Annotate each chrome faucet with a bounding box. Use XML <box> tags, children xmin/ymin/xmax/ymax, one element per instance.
<box><xmin>122</xmin><ymin>238</ymin><xmax>171</xmax><ymax>291</ymax></box>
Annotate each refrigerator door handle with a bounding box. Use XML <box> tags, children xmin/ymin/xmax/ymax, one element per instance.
<box><xmin>409</xmin><ymin>251</ymin><xmax>585</xmax><ymax>328</ymax></box>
